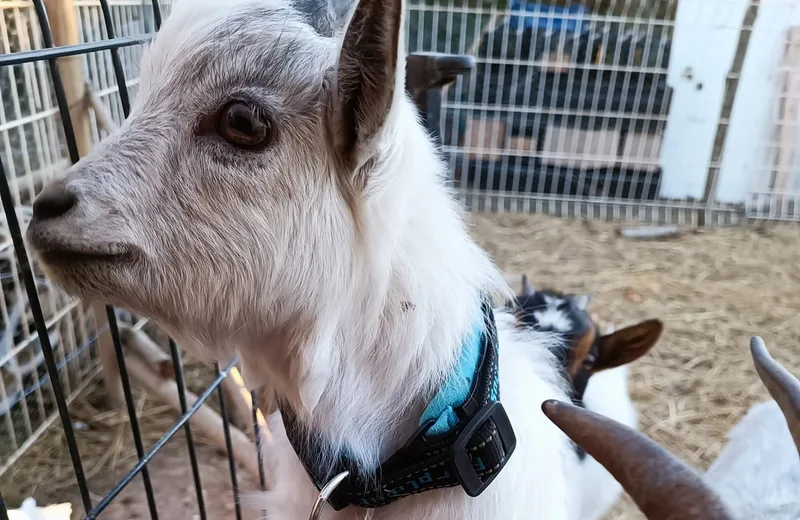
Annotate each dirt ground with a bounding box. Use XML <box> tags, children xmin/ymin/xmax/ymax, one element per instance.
<box><xmin>3</xmin><ymin>213</ymin><xmax>799</xmax><ymax>519</ymax></box>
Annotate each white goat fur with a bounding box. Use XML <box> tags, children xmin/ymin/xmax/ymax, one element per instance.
<box><xmin>704</xmin><ymin>400</ymin><xmax>800</xmax><ymax>520</ymax></box>
<box><xmin>578</xmin><ymin>365</ymin><xmax>638</xmax><ymax>520</ymax></box>
<box><xmin>25</xmin><ymin>0</ymin><xmax>588</xmax><ymax>518</ymax></box>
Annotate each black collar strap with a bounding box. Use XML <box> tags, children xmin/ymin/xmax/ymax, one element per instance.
<box><xmin>279</xmin><ymin>300</ymin><xmax>517</xmax><ymax>511</ymax></box>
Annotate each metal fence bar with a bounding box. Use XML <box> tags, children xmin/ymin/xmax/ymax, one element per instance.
<box><xmin>0</xmin><ymin>157</ymin><xmax>92</xmax><ymax>513</ymax></box>
<box><xmin>216</xmin><ymin>363</ymin><xmax>243</xmax><ymax>520</ymax></box>
<box><xmin>0</xmin><ymin>489</ymin><xmax>9</xmax><ymax>520</ymax></box>
<box><xmin>85</xmin><ymin>358</ymin><xmax>239</xmax><ymax>520</ymax></box>
<box><xmin>169</xmin><ymin>341</ymin><xmax>208</xmax><ymax>520</ymax></box>
<box><xmin>150</xmin><ymin>0</ymin><xmax>162</xmax><ymax>30</ymax></box>
<box><xmin>31</xmin><ymin>0</ymin><xmax>81</xmax><ymax>163</ymax></box>
<box><xmin>98</xmin><ymin>0</ymin><xmax>132</xmax><ymax>114</ymax></box>
<box><xmin>4</xmin><ymin>1</ymin><xmax>97</xmax><ymax>513</ymax></box>
<box><xmin>0</xmin><ymin>35</ymin><xmax>154</xmax><ymax>72</ymax></box>
<box><xmin>251</xmin><ymin>391</ymin><xmax>267</xmax><ymax>492</ymax></box>
<box><xmin>93</xmin><ymin>2</ymin><xmax>159</xmax><ymax>516</ymax></box>
<box><xmin>107</xmin><ymin>307</ymin><xmax>160</xmax><ymax>520</ymax></box>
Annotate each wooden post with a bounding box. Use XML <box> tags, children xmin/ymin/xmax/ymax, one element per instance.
<box><xmin>44</xmin><ymin>0</ymin><xmax>124</xmax><ymax>407</ymax></box>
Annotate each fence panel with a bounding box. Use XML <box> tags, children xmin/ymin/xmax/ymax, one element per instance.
<box><xmin>0</xmin><ymin>0</ymin><xmax>171</xmax><ymax>483</ymax></box>
<box><xmin>406</xmin><ymin>0</ymin><xmax>746</xmax><ymax>225</ymax></box>
<box><xmin>742</xmin><ymin>15</ymin><xmax>800</xmax><ymax>221</ymax></box>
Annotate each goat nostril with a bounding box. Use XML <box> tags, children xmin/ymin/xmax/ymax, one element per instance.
<box><xmin>32</xmin><ymin>181</ymin><xmax>78</xmax><ymax>221</ymax></box>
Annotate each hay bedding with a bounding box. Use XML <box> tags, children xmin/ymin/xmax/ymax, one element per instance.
<box><xmin>2</xmin><ymin>213</ymin><xmax>799</xmax><ymax>519</ymax></box>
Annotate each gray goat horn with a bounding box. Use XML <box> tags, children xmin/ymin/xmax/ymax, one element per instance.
<box><xmin>541</xmin><ymin>400</ymin><xmax>733</xmax><ymax>520</ymax></box>
<box><xmin>751</xmin><ymin>336</ymin><xmax>800</xmax><ymax>454</ymax></box>
<box><xmin>521</xmin><ymin>274</ymin><xmax>534</xmax><ymax>296</ymax></box>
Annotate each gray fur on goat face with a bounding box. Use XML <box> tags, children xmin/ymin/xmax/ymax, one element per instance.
<box><xmin>25</xmin><ymin>0</ymin><xmax>385</xmax><ymax>361</ymax></box>
<box><xmin>292</xmin><ymin>0</ymin><xmax>354</xmax><ymax>36</ymax></box>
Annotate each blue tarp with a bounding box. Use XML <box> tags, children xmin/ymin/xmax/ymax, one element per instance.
<box><xmin>508</xmin><ymin>2</ymin><xmax>590</xmax><ymax>33</ymax></box>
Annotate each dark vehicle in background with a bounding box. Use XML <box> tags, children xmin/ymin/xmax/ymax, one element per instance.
<box><xmin>409</xmin><ymin>1</ymin><xmax>673</xmax><ymax>201</ymax></box>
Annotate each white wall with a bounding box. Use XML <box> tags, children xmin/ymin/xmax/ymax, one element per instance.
<box><xmin>658</xmin><ymin>0</ymin><xmax>750</xmax><ymax>200</ymax></box>
<box><xmin>715</xmin><ymin>0</ymin><xmax>800</xmax><ymax>203</ymax></box>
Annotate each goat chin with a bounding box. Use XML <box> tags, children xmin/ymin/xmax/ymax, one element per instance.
<box><xmin>242</xmin><ymin>314</ymin><xmax>577</xmax><ymax>520</ymax></box>
<box><xmin>577</xmin><ymin>365</ymin><xmax>638</xmax><ymax>520</ymax></box>
<box><xmin>704</xmin><ymin>400</ymin><xmax>800</xmax><ymax>520</ymax></box>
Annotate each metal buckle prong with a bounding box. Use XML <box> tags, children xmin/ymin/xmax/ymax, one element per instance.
<box><xmin>308</xmin><ymin>471</ymin><xmax>350</xmax><ymax>520</ymax></box>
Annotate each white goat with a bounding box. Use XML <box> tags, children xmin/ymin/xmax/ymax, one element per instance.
<box><xmin>703</xmin><ymin>338</ymin><xmax>800</xmax><ymax>520</ymax></box>
<box><xmin>543</xmin><ymin>336</ymin><xmax>800</xmax><ymax>520</ymax></box>
<box><xmin>509</xmin><ymin>280</ymin><xmax>663</xmax><ymax>520</ymax></box>
<box><xmin>26</xmin><ymin>0</ymin><xmax>583</xmax><ymax>518</ymax></box>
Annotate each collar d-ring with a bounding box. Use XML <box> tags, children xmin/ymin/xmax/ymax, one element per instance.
<box><xmin>308</xmin><ymin>471</ymin><xmax>350</xmax><ymax>520</ymax></box>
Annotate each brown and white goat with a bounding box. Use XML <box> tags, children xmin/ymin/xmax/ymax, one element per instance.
<box><xmin>508</xmin><ymin>277</ymin><xmax>662</xmax><ymax>520</ymax></box>
<box><xmin>543</xmin><ymin>336</ymin><xmax>800</xmax><ymax>520</ymax></box>
<box><xmin>27</xmin><ymin>0</ymin><xmax>586</xmax><ymax>518</ymax></box>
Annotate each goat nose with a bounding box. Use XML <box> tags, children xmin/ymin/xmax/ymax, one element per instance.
<box><xmin>32</xmin><ymin>180</ymin><xmax>77</xmax><ymax>221</ymax></box>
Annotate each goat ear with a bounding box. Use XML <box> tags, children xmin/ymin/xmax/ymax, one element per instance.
<box><xmin>574</xmin><ymin>293</ymin><xmax>590</xmax><ymax>311</ymax></box>
<box><xmin>594</xmin><ymin>319</ymin><xmax>663</xmax><ymax>372</ymax></box>
<box><xmin>541</xmin><ymin>400</ymin><xmax>734</xmax><ymax>520</ymax></box>
<box><xmin>332</xmin><ymin>0</ymin><xmax>404</xmax><ymax>167</ymax></box>
<box><xmin>521</xmin><ymin>274</ymin><xmax>535</xmax><ymax>296</ymax></box>
<box><xmin>750</xmin><ymin>337</ymin><xmax>800</xmax><ymax>455</ymax></box>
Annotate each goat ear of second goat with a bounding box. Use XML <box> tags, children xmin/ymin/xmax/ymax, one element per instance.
<box><xmin>593</xmin><ymin>319</ymin><xmax>664</xmax><ymax>372</ymax></box>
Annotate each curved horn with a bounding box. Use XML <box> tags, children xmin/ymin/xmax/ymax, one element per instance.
<box><xmin>750</xmin><ymin>336</ymin><xmax>800</xmax><ymax>453</ymax></box>
<box><xmin>574</xmin><ymin>293</ymin><xmax>591</xmax><ymax>311</ymax></box>
<box><xmin>521</xmin><ymin>274</ymin><xmax>534</xmax><ymax>296</ymax></box>
<box><xmin>541</xmin><ymin>400</ymin><xmax>733</xmax><ymax>520</ymax></box>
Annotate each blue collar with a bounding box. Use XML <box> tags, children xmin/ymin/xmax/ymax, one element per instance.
<box><xmin>278</xmin><ymin>298</ymin><xmax>516</xmax><ymax>510</ymax></box>
<box><xmin>418</xmin><ymin>320</ymin><xmax>487</xmax><ymax>435</ymax></box>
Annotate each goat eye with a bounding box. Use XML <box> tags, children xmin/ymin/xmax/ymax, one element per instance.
<box><xmin>217</xmin><ymin>102</ymin><xmax>272</xmax><ymax>150</ymax></box>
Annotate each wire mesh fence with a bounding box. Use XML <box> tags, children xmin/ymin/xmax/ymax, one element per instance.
<box><xmin>0</xmin><ymin>0</ymin><xmax>799</xmax><ymax>518</ymax></box>
<box><xmin>0</xmin><ymin>0</ymin><xmax>172</xmax><ymax>480</ymax></box>
<box><xmin>0</xmin><ymin>2</ymin><xmax>255</xmax><ymax>518</ymax></box>
<box><xmin>405</xmin><ymin>0</ymin><xmax>800</xmax><ymax>224</ymax></box>
<box><xmin>744</xmin><ymin>24</ymin><xmax>800</xmax><ymax>221</ymax></box>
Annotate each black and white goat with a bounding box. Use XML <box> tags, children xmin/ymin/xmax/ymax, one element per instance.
<box><xmin>508</xmin><ymin>275</ymin><xmax>663</xmax><ymax>520</ymax></box>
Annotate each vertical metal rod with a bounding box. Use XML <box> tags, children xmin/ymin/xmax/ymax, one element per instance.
<box><xmin>91</xmin><ymin>4</ymin><xmax>159</xmax><ymax>518</ymax></box>
<box><xmin>251</xmin><ymin>391</ymin><xmax>267</xmax><ymax>519</ymax></box>
<box><xmin>14</xmin><ymin>6</ymin><xmax>90</xmax><ymax>510</ymax></box>
<box><xmin>0</xmin><ymin>490</ymin><xmax>10</xmax><ymax>520</ymax></box>
<box><xmin>251</xmin><ymin>391</ymin><xmax>267</xmax><ymax>491</ymax></box>
<box><xmin>97</xmin><ymin>0</ymin><xmax>132</xmax><ymax>114</ymax></box>
<box><xmin>85</xmin><ymin>360</ymin><xmax>238</xmax><ymax>519</ymax></box>
<box><xmin>150</xmin><ymin>0</ymin><xmax>162</xmax><ymax>30</ymax></box>
<box><xmin>107</xmin><ymin>308</ymin><xmax>160</xmax><ymax>520</ymax></box>
<box><xmin>0</xmin><ymin>160</ymin><xmax>92</xmax><ymax>513</ymax></box>
<box><xmin>217</xmin><ymin>364</ymin><xmax>243</xmax><ymax>520</ymax></box>
<box><xmin>169</xmin><ymin>341</ymin><xmax>208</xmax><ymax>520</ymax></box>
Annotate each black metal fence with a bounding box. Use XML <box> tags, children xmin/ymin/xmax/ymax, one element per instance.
<box><xmin>0</xmin><ymin>2</ymin><xmax>465</xmax><ymax>518</ymax></box>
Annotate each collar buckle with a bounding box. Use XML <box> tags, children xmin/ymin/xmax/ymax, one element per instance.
<box><xmin>451</xmin><ymin>401</ymin><xmax>517</xmax><ymax>497</ymax></box>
